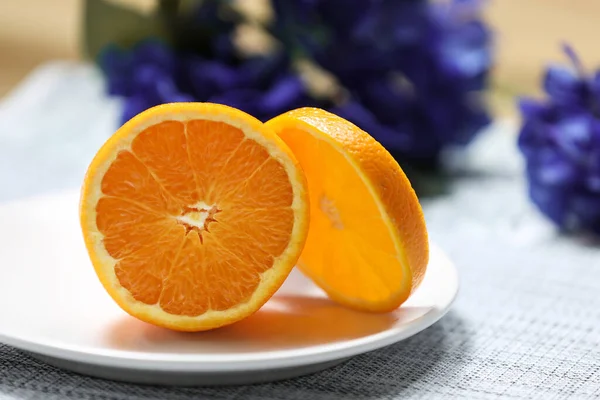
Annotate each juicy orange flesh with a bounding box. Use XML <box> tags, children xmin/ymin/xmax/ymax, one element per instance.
<box><xmin>277</xmin><ymin>128</ymin><xmax>403</xmax><ymax>303</ymax></box>
<box><xmin>97</xmin><ymin>120</ymin><xmax>294</xmax><ymax>316</ymax></box>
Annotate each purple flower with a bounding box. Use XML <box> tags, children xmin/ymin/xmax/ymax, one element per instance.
<box><xmin>272</xmin><ymin>0</ymin><xmax>493</xmax><ymax>164</ymax></box>
<box><xmin>518</xmin><ymin>46</ymin><xmax>600</xmax><ymax>234</ymax></box>
<box><xmin>210</xmin><ymin>75</ymin><xmax>310</xmax><ymax>119</ymax></box>
<box><xmin>99</xmin><ymin>0</ymin><xmax>492</xmax><ymax>168</ymax></box>
<box><xmin>100</xmin><ymin>46</ymin><xmax>134</xmax><ymax>97</ymax></box>
<box><xmin>100</xmin><ymin>41</ymin><xmax>314</xmax><ymax>124</ymax></box>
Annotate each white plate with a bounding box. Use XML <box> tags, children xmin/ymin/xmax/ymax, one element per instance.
<box><xmin>0</xmin><ymin>191</ymin><xmax>458</xmax><ymax>386</ymax></box>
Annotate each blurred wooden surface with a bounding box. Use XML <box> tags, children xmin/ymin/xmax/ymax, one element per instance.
<box><xmin>0</xmin><ymin>0</ymin><xmax>81</xmax><ymax>97</ymax></box>
<box><xmin>0</xmin><ymin>0</ymin><xmax>599</xmax><ymax>116</ymax></box>
<box><xmin>487</xmin><ymin>0</ymin><xmax>600</xmax><ymax>115</ymax></box>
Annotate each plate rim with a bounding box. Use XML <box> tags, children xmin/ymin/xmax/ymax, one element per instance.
<box><xmin>0</xmin><ymin>245</ymin><xmax>458</xmax><ymax>373</ymax></box>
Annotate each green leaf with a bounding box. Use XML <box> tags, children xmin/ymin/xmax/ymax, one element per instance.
<box><xmin>399</xmin><ymin>163</ymin><xmax>450</xmax><ymax>199</ymax></box>
<box><xmin>82</xmin><ymin>0</ymin><xmax>168</xmax><ymax>61</ymax></box>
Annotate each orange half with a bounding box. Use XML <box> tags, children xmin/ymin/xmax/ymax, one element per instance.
<box><xmin>80</xmin><ymin>103</ymin><xmax>309</xmax><ymax>331</ymax></box>
<box><xmin>267</xmin><ymin>108</ymin><xmax>429</xmax><ymax>312</ymax></box>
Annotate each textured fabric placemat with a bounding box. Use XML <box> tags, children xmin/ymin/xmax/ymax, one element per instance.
<box><xmin>1</xmin><ymin>63</ymin><xmax>599</xmax><ymax>400</ymax></box>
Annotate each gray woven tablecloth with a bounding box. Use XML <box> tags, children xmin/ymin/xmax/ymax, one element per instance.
<box><xmin>1</xmin><ymin>63</ymin><xmax>599</xmax><ymax>400</ymax></box>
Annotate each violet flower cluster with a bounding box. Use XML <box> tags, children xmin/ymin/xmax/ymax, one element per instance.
<box><xmin>102</xmin><ymin>41</ymin><xmax>312</xmax><ymax>124</ymax></box>
<box><xmin>518</xmin><ymin>46</ymin><xmax>600</xmax><ymax>234</ymax></box>
<box><xmin>272</xmin><ymin>0</ymin><xmax>492</xmax><ymax>165</ymax></box>
<box><xmin>101</xmin><ymin>0</ymin><xmax>492</xmax><ymax>166</ymax></box>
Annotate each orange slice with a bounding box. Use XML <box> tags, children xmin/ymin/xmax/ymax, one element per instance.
<box><xmin>80</xmin><ymin>103</ymin><xmax>309</xmax><ymax>331</ymax></box>
<box><xmin>266</xmin><ymin>108</ymin><xmax>429</xmax><ymax>312</ymax></box>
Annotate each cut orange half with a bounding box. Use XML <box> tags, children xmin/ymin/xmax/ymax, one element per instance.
<box><xmin>80</xmin><ymin>103</ymin><xmax>309</xmax><ymax>331</ymax></box>
<box><xmin>266</xmin><ymin>108</ymin><xmax>429</xmax><ymax>312</ymax></box>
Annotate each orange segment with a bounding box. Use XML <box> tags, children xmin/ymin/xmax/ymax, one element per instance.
<box><xmin>131</xmin><ymin>120</ymin><xmax>198</xmax><ymax>206</ymax></box>
<box><xmin>80</xmin><ymin>103</ymin><xmax>309</xmax><ymax>331</ymax></box>
<box><xmin>184</xmin><ymin>120</ymin><xmax>246</xmax><ymax>202</ymax></box>
<box><xmin>100</xmin><ymin>151</ymin><xmax>180</xmax><ymax>214</ymax></box>
<box><xmin>266</xmin><ymin>108</ymin><xmax>429</xmax><ymax>312</ymax></box>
